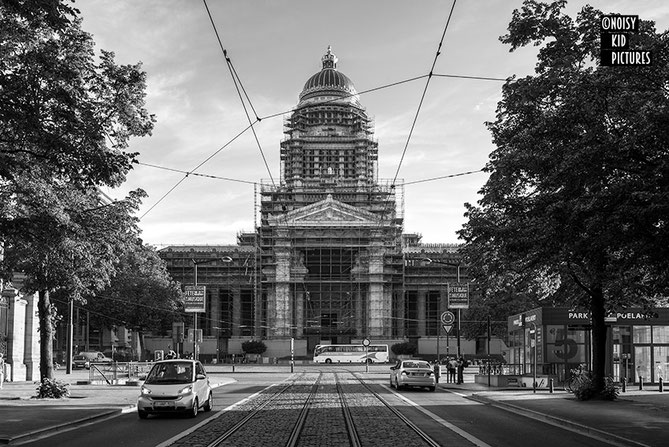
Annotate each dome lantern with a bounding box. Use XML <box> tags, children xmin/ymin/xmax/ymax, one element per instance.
<box><xmin>322</xmin><ymin>45</ymin><xmax>337</xmax><ymax>69</ymax></box>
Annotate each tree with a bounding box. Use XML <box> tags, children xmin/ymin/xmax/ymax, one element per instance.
<box><xmin>0</xmin><ymin>1</ymin><xmax>154</xmax><ymax>380</ymax></box>
<box><xmin>84</xmin><ymin>243</ymin><xmax>184</xmax><ymax>360</ymax></box>
<box><xmin>459</xmin><ymin>1</ymin><xmax>669</xmax><ymax>394</ymax></box>
<box><xmin>241</xmin><ymin>340</ymin><xmax>267</xmax><ymax>355</ymax></box>
<box><xmin>390</xmin><ymin>341</ymin><xmax>417</xmax><ymax>356</ymax></box>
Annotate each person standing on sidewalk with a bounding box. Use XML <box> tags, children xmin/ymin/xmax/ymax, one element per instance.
<box><xmin>457</xmin><ymin>356</ymin><xmax>465</xmax><ymax>384</ymax></box>
<box><xmin>448</xmin><ymin>357</ymin><xmax>457</xmax><ymax>383</ymax></box>
<box><xmin>0</xmin><ymin>353</ymin><xmax>5</xmax><ymax>389</ymax></box>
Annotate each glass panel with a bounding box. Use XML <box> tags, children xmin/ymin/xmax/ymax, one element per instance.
<box><xmin>654</xmin><ymin>346</ymin><xmax>669</xmax><ymax>382</ymax></box>
<box><xmin>634</xmin><ymin>346</ymin><xmax>651</xmax><ymax>383</ymax></box>
<box><xmin>633</xmin><ymin>326</ymin><xmax>651</xmax><ymax>343</ymax></box>
<box><xmin>612</xmin><ymin>326</ymin><xmax>631</xmax><ymax>344</ymax></box>
<box><xmin>652</xmin><ymin>326</ymin><xmax>669</xmax><ymax>344</ymax></box>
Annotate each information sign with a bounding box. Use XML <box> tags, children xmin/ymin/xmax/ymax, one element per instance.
<box><xmin>184</xmin><ymin>285</ymin><xmax>206</xmax><ymax>313</ymax></box>
<box><xmin>448</xmin><ymin>283</ymin><xmax>470</xmax><ymax>309</ymax></box>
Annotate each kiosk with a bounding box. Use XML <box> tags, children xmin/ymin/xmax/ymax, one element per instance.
<box><xmin>507</xmin><ymin>307</ymin><xmax>669</xmax><ymax>385</ymax></box>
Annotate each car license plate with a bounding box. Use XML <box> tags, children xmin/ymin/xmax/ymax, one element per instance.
<box><xmin>154</xmin><ymin>401</ymin><xmax>174</xmax><ymax>407</ymax></box>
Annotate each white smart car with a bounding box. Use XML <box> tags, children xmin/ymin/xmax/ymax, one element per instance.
<box><xmin>137</xmin><ymin>359</ymin><xmax>213</xmax><ymax>419</ymax></box>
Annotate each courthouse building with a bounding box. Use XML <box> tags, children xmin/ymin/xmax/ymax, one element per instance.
<box><xmin>159</xmin><ymin>48</ymin><xmax>470</xmax><ymax>358</ymax></box>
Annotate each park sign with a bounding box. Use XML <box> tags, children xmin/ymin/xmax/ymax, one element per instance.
<box><xmin>448</xmin><ymin>283</ymin><xmax>469</xmax><ymax>309</ymax></box>
<box><xmin>184</xmin><ymin>285</ymin><xmax>206</xmax><ymax>313</ymax></box>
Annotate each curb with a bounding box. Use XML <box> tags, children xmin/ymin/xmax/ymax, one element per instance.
<box><xmin>468</xmin><ymin>393</ymin><xmax>653</xmax><ymax>447</ymax></box>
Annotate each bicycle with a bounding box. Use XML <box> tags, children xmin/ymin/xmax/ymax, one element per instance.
<box><xmin>563</xmin><ymin>364</ymin><xmax>592</xmax><ymax>393</ymax></box>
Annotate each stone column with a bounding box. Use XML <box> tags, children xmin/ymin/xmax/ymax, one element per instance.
<box><xmin>232</xmin><ymin>289</ymin><xmax>241</xmax><ymax>337</ymax></box>
<box><xmin>273</xmin><ymin>248</ymin><xmax>292</xmax><ymax>338</ymax></box>
<box><xmin>417</xmin><ymin>290</ymin><xmax>427</xmax><ymax>336</ymax></box>
<box><xmin>210</xmin><ymin>287</ymin><xmax>220</xmax><ymax>338</ymax></box>
<box><xmin>295</xmin><ymin>290</ymin><xmax>304</xmax><ymax>338</ymax></box>
<box><xmin>367</xmin><ymin>240</ymin><xmax>387</xmax><ymax>338</ymax></box>
<box><xmin>4</xmin><ymin>288</ymin><xmax>27</xmax><ymax>381</ymax></box>
<box><xmin>355</xmin><ymin>287</ymin><xmax>364</xmax><ymax>337</ymax></box>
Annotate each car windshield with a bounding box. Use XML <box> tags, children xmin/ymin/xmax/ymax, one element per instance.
<box><xmin>402</xmin><ymin>361</ymin><xmax>430</xmax><ymax>369</ymax></box>
<box><xmin>145</xmin><ymin>362</ymin><xmax>193</xmax><ymax>384</ymax></box>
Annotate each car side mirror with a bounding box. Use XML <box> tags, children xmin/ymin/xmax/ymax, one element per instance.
<box><xmin>390</xmin><ymin>367</ymin><xmax>395</xmax><ymax>370</ymax></box>
<box><xmin>196</xmin><ymin>374</ymin><xmax>206</xmax><ymax>380</ymax></box>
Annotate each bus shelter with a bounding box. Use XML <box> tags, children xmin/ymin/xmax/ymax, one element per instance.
<box><xmin>507</xmin><ymin>307</ymin><xmax>669</xmax><ymax>385</ymax></box>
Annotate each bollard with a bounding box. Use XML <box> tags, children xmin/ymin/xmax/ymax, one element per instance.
<box><xmin>549</xmin><ymin>378</ymin><xmax>554</xmax><ymax>393</ymax></box>
<box><xmin>639</xmin><ymin>376</ymin><xmax>643</xmax><ymax>391</ymax></box>
<box><xmin>660</xmin><ymin>377</ymin><xmax>664</xmax><ymax>393</ymax></box>
<box><xmin>622</xmin><ymin>379</ymin><xmax>626</xmax><ymax>393</ymax></box>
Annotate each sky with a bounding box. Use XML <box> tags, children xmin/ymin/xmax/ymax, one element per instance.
<box><xmin>74</xmin><ymin>0</ymin><xmax>669</xmax><ymax>247</ymax></box>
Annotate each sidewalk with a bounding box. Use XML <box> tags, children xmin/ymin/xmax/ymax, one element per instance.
<box><xmin>1</xmin><ymin>369</ymin><xmax>668</xmax><ymax>446</ymax></box>
<box><xmin>439</xmin><ymin>381</ymin><xmax>669</xmax><ymax>447</ymax></box>
<box><xmin>0</xmin><ymin>369</ymin><xmax>236</xmax><ymax>445</ymax></box>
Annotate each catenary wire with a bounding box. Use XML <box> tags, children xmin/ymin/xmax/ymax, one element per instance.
<box><xmin>202</xmin><ymin>0</ymin><xmax>275</xmax><ymax>186</ymax></box>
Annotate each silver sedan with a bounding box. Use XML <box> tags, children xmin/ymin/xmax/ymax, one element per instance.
<box><xmin>390</xmin><ymin>360</ymin><xmax>436</xmax><ymax>391</ymax></box>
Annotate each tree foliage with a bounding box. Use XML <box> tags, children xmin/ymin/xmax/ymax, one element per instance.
<box><xmin>459</xmin><ymin>1</ymin><xmax>669</xmax><ymax>393</ymax></box>
<box><xmin>0</xmin><ymin>1</ymin><xmax>155</xmax><ymax>380</ymax></box>
<box><xmin>242</xmin><ymin>340</ymin><xmax>267</xmax><ymax>355</ymax></box>
<box><xmin>85</xmin><ymin>242</ymin><xmax>183</xmax><ymax>339</ymax></box>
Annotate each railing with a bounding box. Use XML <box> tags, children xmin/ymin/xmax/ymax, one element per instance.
<box><xmin>89</xmin><ymin>362</ymin><xmax>154</xmax><ymax>385</ymax></box>
<box><xmin>478</xmin><ymin>362</ymin><xmax>523</xmax><ymax>376</ymax></box>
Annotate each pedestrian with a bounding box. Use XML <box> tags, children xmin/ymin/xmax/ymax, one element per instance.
<box><xmin>0</xmin><ymin>353</ymin><xmax>5</xmax><ymax>389</ymax></box>
<box><xmin>457</xmin><ymin>356</ymin><xmax>465</xmax><ymax>384</ymax></box>
<box><xmin>166</xmin><ymin>345</ymin><xmax>177</xmax><ymax>360</ymax></box>
<box><xmin>448</xmin><ymin>357</ymin><xmax>457</xmax><ymax>383</ymax></box>
<box><xmin>433</xmin><ymin>360</ymin><xmax>441</xmax><ymax>384</ymax></box>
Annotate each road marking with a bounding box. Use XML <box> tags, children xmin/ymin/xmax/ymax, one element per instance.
<box><xmin>389</xmin><ymin>387</ymin><xmax>493</xmax><ymax>447</ymax></box>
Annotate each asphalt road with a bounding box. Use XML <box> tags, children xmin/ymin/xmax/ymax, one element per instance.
<box><xmin>19</xmin><ymin>372</ymin><xmax>619</xmax><ymax>447</ymax></box>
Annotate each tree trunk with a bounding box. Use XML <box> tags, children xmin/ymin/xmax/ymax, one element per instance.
<box><xmin>37</xmin><ymin>289</ymin><xmax>55</xmax><ymax>381</ymax></box>
<box><xmin>590</xmin><ymin>284</ymin><xmax>607</xmax><ymax>394</ymax></box>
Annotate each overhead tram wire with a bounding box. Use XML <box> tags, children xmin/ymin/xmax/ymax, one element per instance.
<box><xmin>370</xmin><ymin>0</ymin><xmax>459</xmax><ymax>236</ymax></box>
<box><xmin>432</xmin><ymin>73</ymin><xmax>508</xmax><ymax>82</ymax></box>
<box><xmin>139</xmin><ymin>123</ymin><xmax>254</xmax><ymax>220</ymax></box>
<box><xmin>202</xmin><ymin>0</ymin><xmax>275</xmax><ymax>187</ymax></box>
<box><xmin>140</xmin><ymin>0</ymin><xmax>499</xmax><ymax>219</ymax></box>
<box><xmin>401</xmin><ymin>168</ymin><xmax>485</xmax><ymax>186</ymax></box>
<box><xmin>391</xmin><ymin>0</ymin><xmax>458</xmax><ymax>186</ymax></box>
<box><xmin>137</xmin><ymin>162</ymin><xmax>257</xmax><ymax>185</ymax></box>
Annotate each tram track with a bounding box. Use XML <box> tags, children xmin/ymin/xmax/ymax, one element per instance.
<box><xmin>167</xmin><ymin>370</ymin><xmax>441</xmax><ymax>447</ymax></box>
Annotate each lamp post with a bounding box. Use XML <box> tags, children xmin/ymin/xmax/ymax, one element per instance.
<box><xmin>191</xmin><ymin>256</ymin><xmax>232</xmax><ymax>361</ymax></box>
<box><xmin>423</xmin><ymin>258</ymin><xmax>464</xmax><ymax>358</ymax></box>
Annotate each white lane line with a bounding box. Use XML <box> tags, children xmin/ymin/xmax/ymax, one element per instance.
<box><xmin>389</xmin><ymin>388</ymin><xmax>493</xmax><ymax>447</ymax></box>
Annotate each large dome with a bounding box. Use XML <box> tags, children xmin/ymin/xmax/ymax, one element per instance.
<box><xmin>298</xmin><ymin>47</ymin><xmax>358</xmax><ymax>103</ymax></box>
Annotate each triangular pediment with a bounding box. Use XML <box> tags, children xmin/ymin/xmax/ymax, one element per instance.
<box><xmin>269</xmin><ymin>194</ymin><xmax>380</xmax><ymax>227</ymax></box>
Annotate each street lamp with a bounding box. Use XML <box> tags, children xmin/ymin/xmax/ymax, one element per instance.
<box><xmin>423</xmin><ymin>258</ymin><xmax>463</xmax><ymax>359</ymax></box>
<box><xmin>191</xmin><ymin>256</ymin><xmax>233</xmax><ymax>360</ymax></box>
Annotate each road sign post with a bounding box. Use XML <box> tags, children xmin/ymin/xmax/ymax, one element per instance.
<box><xmin>184</xmin><ymin>285</ymin><xmax>206</xmax><ymax>359</ymax></box>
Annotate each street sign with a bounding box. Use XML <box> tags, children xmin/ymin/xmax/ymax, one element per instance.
<box><xmin>187</xmin><ymin>329</ymin><xmax>203</xmax><ymax>343</ymax></box>
<box><xmin>441</xmin><ymin>311</ymin><xmax>455</xmax><ymax>325</ymax></box>
<box><xmin>442</xmin><ymin>324</ymin><xmax>453</xmax><ymax>334</ymax></box>
<box><xmin>362</xmin><ymin>338</ymin><xmax>371</xmax><ymax>347</ymax></box>
<box><xmin>448</xmin><ymin>283</ymin><xmax>470</xmax><ymax>309</ymax></box>
<box><xmin>184</xmin><ymin>285</ymin><xmax>206</xmax><ymax>313</ymax></box>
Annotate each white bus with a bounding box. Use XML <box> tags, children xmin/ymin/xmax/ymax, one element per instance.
<box><xmin>313</xmin><ymin>344</ymin><xmax>389</xmax><ymax>364</ymax></box>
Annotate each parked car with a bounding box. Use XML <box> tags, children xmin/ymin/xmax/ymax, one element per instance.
<box><xmin>137</xmin><ymin>359</ymin><xmax>213</xmax><ymax>419</ymax></box>
<box><xmin>72</xmin><ymin>351</ymin><xmax>113</xmax><ymax>369</ymax></box>
<box><xmin>389</xmin><ymin>359</ymin><xmax>436</xmax><ymax>391</ymax></box>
